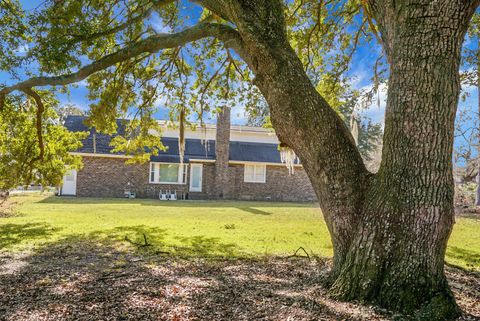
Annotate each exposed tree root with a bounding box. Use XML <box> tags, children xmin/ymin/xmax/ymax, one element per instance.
<box><xmin>285</xmin><ymin>247</ymin><xmax>311</xmax><ymax>261</ymax></box>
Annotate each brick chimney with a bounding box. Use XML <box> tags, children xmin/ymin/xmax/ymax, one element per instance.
<box><xmin>214</xmin><ymin>106</ymin><xmax>231</xmax><ymax>199</ymax></box>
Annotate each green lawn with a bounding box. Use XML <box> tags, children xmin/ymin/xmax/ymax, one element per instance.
<box><xmin>1</xmin><ymin>193</ymin><xmax>479</xmax><ymax>271</ymax></box>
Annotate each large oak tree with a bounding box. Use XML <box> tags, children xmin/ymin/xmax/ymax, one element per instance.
<box><xmin>1</xmin><ymin>0</ymin><xmax>478</xmax><ymax>319</ymax></box>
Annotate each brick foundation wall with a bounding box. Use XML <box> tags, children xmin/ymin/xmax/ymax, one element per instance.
<box><xmin>234</xmin><ymin>164</ymin><xmax>316</xmax><ymax>201</ymax></box>
<box><xmin>75</xmin><ymin>156</ymin><xmax>317</xmax><ymax>202</ymax></box>
<box><xmin>192</xmin><ymin>163</ymin><xmax>316</xmax><ymax>201</ymax></box>
<box><xmin>76</xmin><ymin>156</ymin><xmax>188</xmax><ymax>199</ymax></box>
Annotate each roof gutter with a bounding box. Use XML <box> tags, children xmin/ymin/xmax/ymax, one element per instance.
<box><xmin>69</xmin><ymin>153</ymin><xmax>303</xmax><ymax>167</ymax></box>
<box><xmin>228</xmin><ymin>160</ymin><xmax>303</xmax><ymax>167</ymax></box>
<box><xmin>70</xmin><ymin>152</ymin><xmax>133</xmax><ymax>159</ymax></box>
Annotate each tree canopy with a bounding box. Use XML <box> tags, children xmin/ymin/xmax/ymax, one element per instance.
<box><xmin>0</xmin><ymin>0</ymin><xmax>376</xmax><ymax>162</ymax></box>
<box><xmin>0</xmin><ymin>93</ymin><xmax>85</xmax><ymax>190</ymax></box>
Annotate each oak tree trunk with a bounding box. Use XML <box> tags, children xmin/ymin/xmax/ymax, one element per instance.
<box><xmin>324</xmin><ymin>3</ymin><xmax>478</xmax><ymax>318</ymax></box>
<box><xmin>214</xmin><ymin>0</ymin><xmax>480</xmax><ymax>319</ymax></box>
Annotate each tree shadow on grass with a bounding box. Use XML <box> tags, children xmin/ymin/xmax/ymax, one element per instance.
<box><xmin>173</xmin><ymin>235</ymin><xmax>239</xmax><ymax>257</ymax></box>
<box><xmin>85</xmin><ymin>225</ymin><xmax>243</xmax><ymax>259</ymax></box>
<box><xmin>38</xmin><ymin>195</ymin><xmax>315</xmax><ymax>209</ymax></box>
<box><xmin>447</xmin><ymin>246</ymin><xmax>480</xmax><ymax>270</ymax></box>
<box><xmin>88</xmin><ymin>225</ymin><xmax>169</xmax><ymax>244</ymax></box>
<box><xmin>0</xmin><ymin>232</ymin><xmax>478</xmax><ymax>320</ymax></box>
<box><xmin>37</xmin><ymin>196</ymin><xmax>282</xmax><ymax>216</ymax></box>
<box><xmin>0</xmin><ymin>223</ymin><xmax>61</xmax><ymax>249</ymax></box>
<box><xmin>0</xmin><ymin>236</ymin><xmax>392</xmax><ymax>321</ymax></box>
<box><xmin>0</xmin><ymin>221</ymin><xmax>244</xmax><ymax>259</ymax></box>
<box><xmin>236</xmin><ymin>207</ymin><xmax>272</xmax><ymax>215</ymax></box>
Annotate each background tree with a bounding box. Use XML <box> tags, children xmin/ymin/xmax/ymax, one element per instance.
<box><xmin>0</xmin><ymin>93</ymin><xmax>85</xmax><ymax>191</ymax></box>
<box><xmin>0</xmin><ymin>0</ymin><xmax>478</xmax><ymax>318</ymax></box>
<box><xmin>55</xmin><ymin>103</ymin><xmax>86</xmax><ymax>123</ymax></box>
<box><xmin>457</xmin><ymin>13</ymin><xmax>480</xmax><ymax>206</ymax></box>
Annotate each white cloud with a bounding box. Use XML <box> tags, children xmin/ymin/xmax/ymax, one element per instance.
<box><xmin>149</xmin><ymin>13</ymin><xmax>173</xmax><ymax>33</ymax></box>
<box><xmin>230</xmin><ymin>104</ymin><xmax>247</xmax><ymax>125</ymax></box>
<box><xmin>350</xmin><ymin>65</ymin><xmax>372</xmax><ymax>88</ymax></box>
<box><xmin>14</xmin><ymin>44</ymin><xmax>29</xmax><ymax>55</ymax></box>
<box><xmin>58</xmin><ymin>97</ymin><xmax>88</xmax><ymax>111</ymax></box>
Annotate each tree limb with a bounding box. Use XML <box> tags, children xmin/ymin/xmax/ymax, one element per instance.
<box><xmin>151</xmin><ymin>0</ymin><xmax>177</xmax><ymax>11</ymax></box>
<box><xmin>20</xmin><ymin>88</ymin><xmax>45</xmax><ymax>162</ymax></box>
<box><xmin>193</xmin><ymin>0</ymin><xmax>233</xmax><ymax>23</ymax></box>
<box><xmin>0</xmin><ymin>23</ymin><xmax>244</xmax><ymax>98</ymax></box>
<box><xmin>64</xmin><ymin>2</ymin><xmax>162</xmax><ymax>50</ymax></box>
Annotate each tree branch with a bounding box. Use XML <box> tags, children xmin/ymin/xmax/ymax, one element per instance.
<box><xmin>151</xmin><ymin>0</ymin><xmax>177</xmax><ymax>11</ymax></box>
<box><xmin>65</xmin><ymin>2</ymin><xmax>160</xmax><ymax>50</ymax></box>
<box><xmin>74</xmin><ymin>0</ymin><xmax>177</xmax><ymax>44</ymax></box>
<box><xmin>0</xmin><ymin>23</ymin><xmax>244</xmax><ymax>98</ymax></box>
<box><xmin>20</xmin><ymin>88</ymin><xmax>45</xmax><ymax>162</ymax></box>
<box><xmin>193</xmin><ymin>0</ymin><xmax>233</xmax><ymax>23</ymax></box>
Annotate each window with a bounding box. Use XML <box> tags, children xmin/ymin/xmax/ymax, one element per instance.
<box><xmin>149</xmin><ymin>163</ymin><xmax>187</xmax><ymax>184</ymax></box>
<box><xmin>244</xmin><ymin>164</ymin><xmax>266</xmax><ymax>183</ymax></box>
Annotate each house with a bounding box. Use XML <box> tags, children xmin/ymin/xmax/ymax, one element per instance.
<box><xmin>60</xmin><ymin>109</ymin><xmax>317</xmax><ymax>202</ymax></box>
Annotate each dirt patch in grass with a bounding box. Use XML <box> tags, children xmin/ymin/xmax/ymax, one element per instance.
<box><xmin>0</xmin><ymin>239</ymin><xmax>478</xmax><ymax>321</ymax></box>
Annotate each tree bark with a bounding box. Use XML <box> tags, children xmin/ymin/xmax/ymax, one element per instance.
<box><xmin>331</xmin><ymin>3</ymin><xmax>476</xmax><ymax>318</ymax></box>
<box><xmin>219</xmin><ymin>0</ymin><xmax>479</xmax><ymax>318</ymax></box>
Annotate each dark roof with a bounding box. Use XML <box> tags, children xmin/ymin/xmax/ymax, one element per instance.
<box><xmin>64</xmin><ymin>115</ymin><xmax>127</xmax><ymax>155</ymax></box>
<box><xmin>151</xmin><ymin>137</ymin><xmax>215</xmax><ymax>163</ymax></box>
<box><xmin>229</xmin><ymin>141</ymin><xmax>281</xmax><ymax>163</ymax></box>
<box><xmin>64</xmin><ymin>115</ymin><xmax>283</xmax><ymax>164</ymax></box>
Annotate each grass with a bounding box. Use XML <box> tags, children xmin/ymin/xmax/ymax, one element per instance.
<box><xmin>1</xmin><ymin>193</ymin><xmax>332</xmax><ymax>258</ymax></box>
<box><xmin>1</xmin><ymin>193</ymin><xmax>479</xmax><ymax>271</ymax></box>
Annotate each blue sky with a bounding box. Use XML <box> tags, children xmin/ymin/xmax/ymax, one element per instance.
<box><xmin>2</xmin><ymin>0</ymin><xmax>479</xmax><ymax>155</ymax></box>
